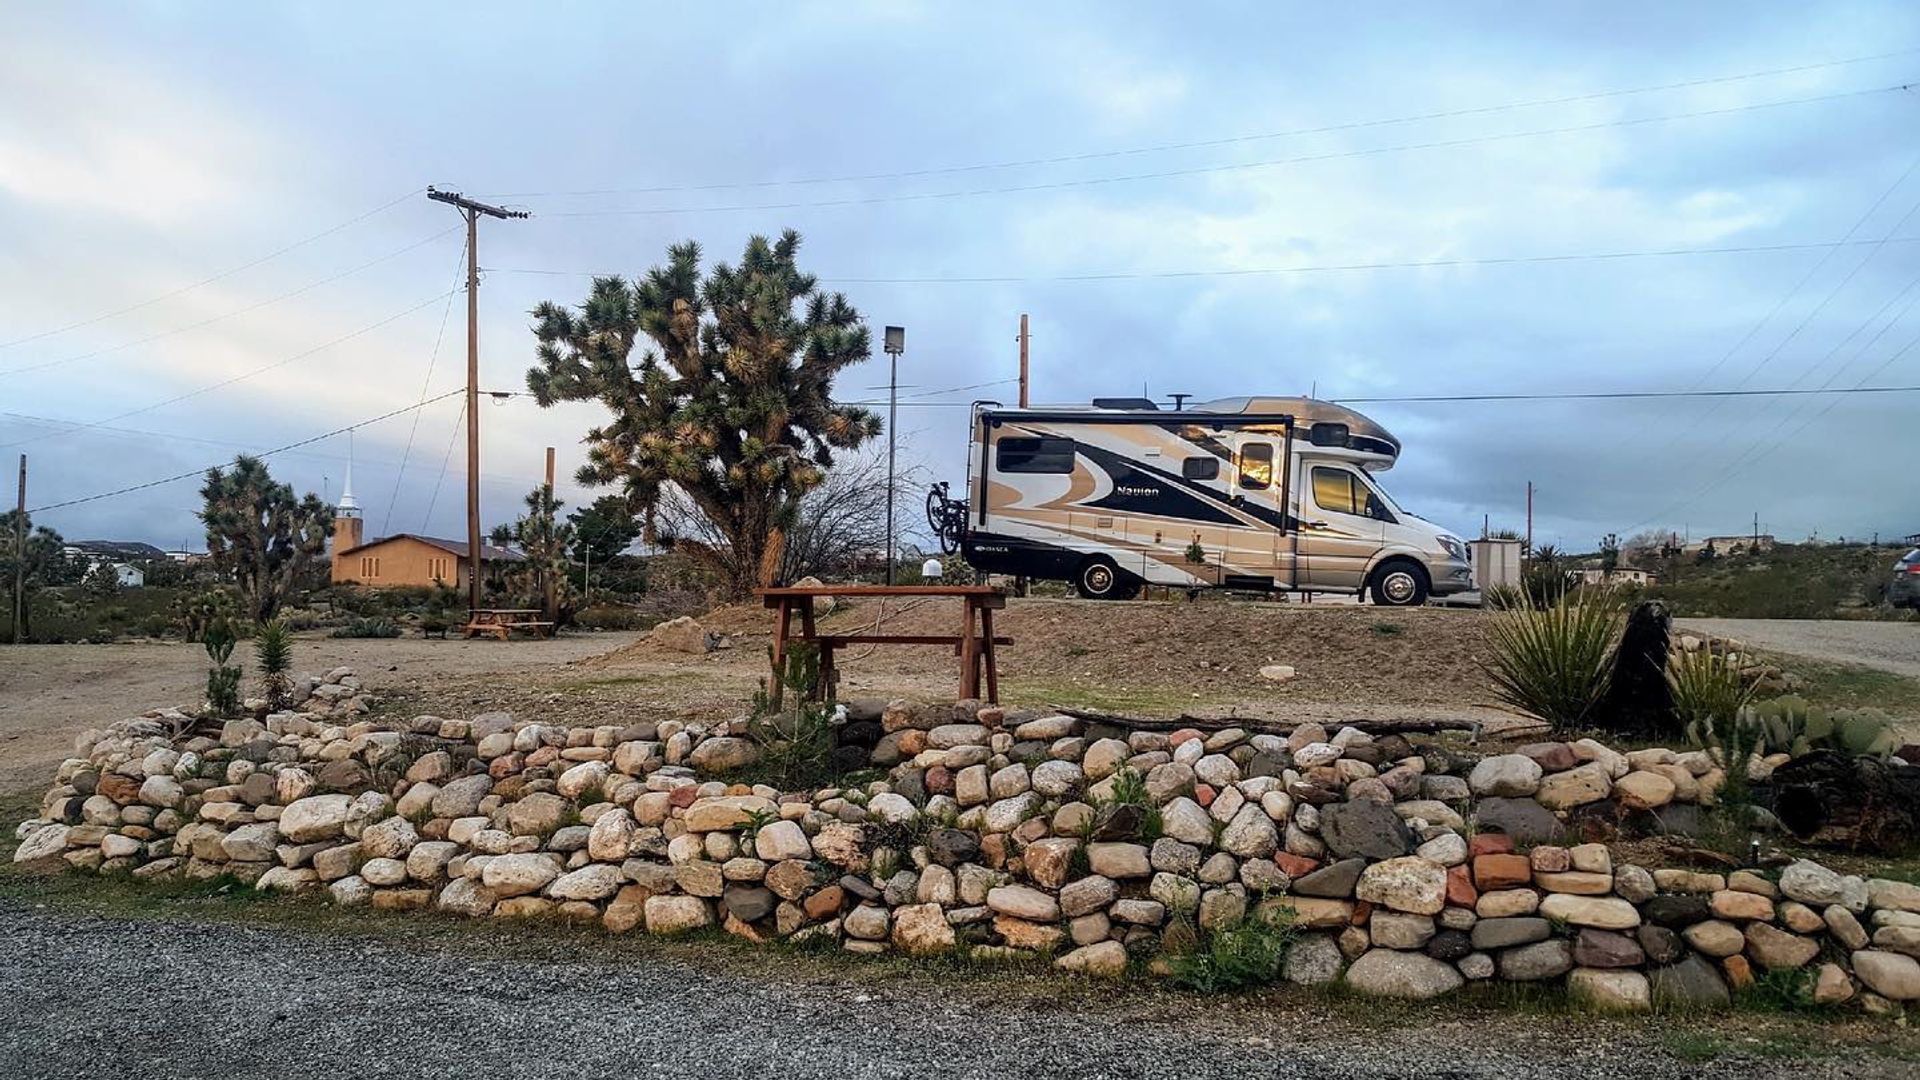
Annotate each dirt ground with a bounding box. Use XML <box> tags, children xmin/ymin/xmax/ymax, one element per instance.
<box><xmin>0</xmin><ymin>633</ymin><xmax>644</xmax><ymax>793</ymax></box>
<box><xmin>6</xmin><ymin>598</ymin><xmax>1918</xmax><ymax>796</ymax></box>
<box><xmin>1677</xmin><ymin>618</ymin><xmax>1920</xmax><ymax>680</ymax></box>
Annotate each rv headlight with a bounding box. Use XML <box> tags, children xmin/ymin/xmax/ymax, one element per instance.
<box><xmin>1437</xmin><ymin>536</ymin><xmax>1467</xmax><ymax>562</ymax></box>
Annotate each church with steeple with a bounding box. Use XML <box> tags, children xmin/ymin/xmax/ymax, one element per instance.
<box><xmin>327</xmin><ymin>459</ymin><xmax>521</xmax><ymax>589</ymax></box>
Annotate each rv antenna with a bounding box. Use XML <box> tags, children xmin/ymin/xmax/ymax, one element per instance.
<box><xmin>1170</xmin><ymin>393</ymin><xmax>1191</xmax><ymax>410</ymax></box>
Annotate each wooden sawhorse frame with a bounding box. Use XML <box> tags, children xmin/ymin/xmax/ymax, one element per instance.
<box><xmin>756</xmin><ymin>585</ymin><xmax>1010</xmax><ymax>706</ymax></box>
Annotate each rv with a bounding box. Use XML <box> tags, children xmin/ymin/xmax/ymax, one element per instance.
<box><xmin>935</xmin><ymin>396</ymin><xmax>1473</xmax><ymax>605</ymax></box>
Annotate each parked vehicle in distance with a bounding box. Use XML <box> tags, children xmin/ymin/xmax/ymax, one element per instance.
<box><xmin>930</xmin><ymin>395</ymin><xmax>1472</xmax><ymax>605</ymax></box>
<box><xmin>1891</xmin><ymin>548</ymin><xmax>1920</xmax><ymax>609</ymax></box>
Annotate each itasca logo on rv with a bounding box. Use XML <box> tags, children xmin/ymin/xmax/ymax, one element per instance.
<box><xmin>1115</xmin><ymin>483</ymin><xmax>1158</xmax><ymax>497</ymax></box>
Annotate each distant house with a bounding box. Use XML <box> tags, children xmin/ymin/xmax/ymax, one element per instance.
<box><xmin>1574</xmin><ymin>567</ymin><xmax>1657</xmax><ymax>587</ymax></box>
<box><xmin>63</xmin><ymin>540</ymin><xmax>163</xmax><ymax>586</ymax></box>
<box><xmin>1682</xmin><ymin>534</ymin><xmax>1774</xmax><ymax>555</ymax></box>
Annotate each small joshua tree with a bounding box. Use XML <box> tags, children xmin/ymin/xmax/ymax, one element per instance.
<box><xmin>203</xmin><ymin>619</ymin><xmax>243</xmax><ymax>719</ymax></box>
<box><xmin>255</xmin><ymin>618</ymin><xmax>294</xmax><ymax>711</ymax></box>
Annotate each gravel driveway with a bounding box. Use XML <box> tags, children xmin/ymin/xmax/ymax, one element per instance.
<box><xmin>1676</xmin><ymin>619</ymin><xmax>1920</xmax><ymax>680</ymax></box>
<box><xmin>1</xmin><ymin>900</ymin><xmax>1907</xmax><ymax>1080</ymax></box>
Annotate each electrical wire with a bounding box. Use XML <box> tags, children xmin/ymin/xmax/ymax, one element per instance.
<box><xmin>0</xmin><ymin>225</ymin><xmax>461</xmax><ymax>379</ymax></box>
<box><xmin>488</xmin><ymin>48</ymin><xmax>1920</xmax><ymax>199</ymax></box>
<box><xmin>27</xmin><ymin>388</ymin><xmax>465</xmax><ymax>514</ymax></box>
<box><xmin>541</xmin><ymin>84</ymin><xmax>1916</xmax><ymax>218</ymax></box>
<box><xmin>0</xmin><ymin>188</ymin><xmax>423</xmax><ymax>351</ymax></box>
<box><xmin>383</xmin><ymin>237</ymin><xmax>468</xmax><ymax>534</ymax></box>
<box><xmin>488</xmin><ymin>236</ymin><xmax>1920</xmax><ymax>286</ymax></box>
<box><xmin>422</xmin><ymin>397</ymin><xmax>467</xmax><ymax>530</ymax></box>
<box><xmin>0</xmin><ymin>289</ymin><xmax>457</xmax><ymax>453</ymax></box>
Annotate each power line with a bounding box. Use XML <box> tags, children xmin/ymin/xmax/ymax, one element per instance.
<box><xmin>0</xmin><ymin>226</ymin><xmax>461</xmax><ymax>379</ymax></box>
<box><xmin>0</xmin><ymin>289</ymin><xmax>457</xmax><ymax>452</ymax></box>
<box><xmin>422</xmin><ymin>398</ymin><xmax>466</xmax><ymax>529</ymax></box>
<box><xmin>542</xmin><ymin>84</ymin><xmax>1915</xmax><ymax>218</ymax></box>
<box><xmin>490</xmin><ymin>49</ymin><xmax>1920</xmax><ymax>199</ymax></box>
<box><xmin>0</xmin><ymin>188</ymin><xmax>422</xmax><ymax>351</ymax></box>
<box><xmin>27</xmin><ymin>388</ymin><xmax>466</xmax><ymax>514</ymax></box>
<box><xmin>489</xmin><ymin>235</ymin><xmax>1920</xmax><ymax>286</ymax></box>
<box><xmin>383</xmin><ymin>237</ymin><xmax>468</xmax><ymax>534</ymax></box>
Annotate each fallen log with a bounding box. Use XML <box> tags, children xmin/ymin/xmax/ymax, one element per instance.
<box><xmin>1762</xmin><ymin>749</ymin><xmax>1920</xmax><ymax>852</ymax></box>
<box><xmin>1050</xmin><ymin>707</ymin><xmax>1479</xmax><ymax>738</ymax></box>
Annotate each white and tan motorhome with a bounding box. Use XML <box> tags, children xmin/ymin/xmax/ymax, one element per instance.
<box><xmin>940</xmin><ymin>396</ymin><xmax>1472</xmax><ymax>605</ymax></box>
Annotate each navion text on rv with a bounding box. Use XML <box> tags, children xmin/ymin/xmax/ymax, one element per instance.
<box><xmin>926</xmin><ymin>396</ymin><xmax>1472</xmax><ymax>605</ymax></box>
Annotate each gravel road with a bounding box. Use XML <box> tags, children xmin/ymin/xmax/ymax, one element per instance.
<box><xmin>1</xmin><ymin>900</ymin><xmax>1906</xmax><ymax>1080</ymax></box>
<box><xmin>1676</xmin><ymin>619</ymin><xmax>1920</xmax><ymax>680</ymax></box>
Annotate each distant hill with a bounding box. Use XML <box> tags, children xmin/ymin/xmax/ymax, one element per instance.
<box><xmin>1633</xmin><ymin>542</ymin><xmax>1915</xmax><ymax>620</ymax></box>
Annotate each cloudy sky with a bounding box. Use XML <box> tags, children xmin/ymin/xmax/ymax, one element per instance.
<box><xmin>4</xmin><ymin>2</ymin><xmax>1918</xmax><ymax>554</ymax></box>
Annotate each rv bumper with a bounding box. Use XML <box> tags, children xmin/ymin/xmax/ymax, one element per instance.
<box><xmin>962</xmin><ymin>532</ymin><xmax>1084</xmax><ymax>581</ymax></box>
<box><xmin>1429</xmin><ymin>556</ymin><xmax>1474</xmax><ymax>595</ymax></box>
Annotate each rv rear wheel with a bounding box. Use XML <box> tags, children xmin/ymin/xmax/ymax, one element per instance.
<box><xmin>1075</xmin><ymin>557</ymin><xmax>1139</xmax><ymax>601</ymax></box>
<box><xmin>1369</xmin><ymin>560</ymin><xmax>1430</xmax><ymax>607</ymax></box>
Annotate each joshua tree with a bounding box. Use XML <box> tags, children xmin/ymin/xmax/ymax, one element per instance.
<box><xmin>1</xmin><ymin>510</ymin><xmax>71</xmax><ymax>643</ymax></box>
<box><xmin>526</xmin><ymin>231</ymin><xmax>880</xmax><ymax>598</ymax></box>
<box><xmin>199</xmin><ymin>456</ymin><xmax>333</xmax><ymax>623</ymax></box>
<box><xmin>511</xmin><ymin>484</ymin><xmax>575</xmax><ymax>622</ymax></box>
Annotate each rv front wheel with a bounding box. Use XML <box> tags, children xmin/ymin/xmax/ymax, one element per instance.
<box><xmin>1369</xmin><ymin>561</ymin><xmax>1429</xmax><ymax>607</ymax></box>
<box><xmin>1075</xmin><ymin>557</ymin><xmax>1138</xmax><ymax>601</ymax></box>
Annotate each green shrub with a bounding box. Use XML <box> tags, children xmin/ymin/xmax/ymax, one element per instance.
<box><xmin>330</xmin><ymin>616</ymin><xmax>401</xmax><ymax>639</ymax></box>
<box><xmin>1483</xmin><ymin>591</ymin><xmax>1623</xmax><ymax>731</ymax></box>
<box><xmin>1165</xmin><ymin>911</ymin><xmax>1297</xmax><ymax>992</ymax></box>
<box><xmin>1668</xmin><ymin>648</ymin><xmax>1756</xmax><ymax>735</ymax></box>
<box><xmin>742</xmin><ymin>644</ymin><xmax>841</xmax><ymax>789</ymax></box>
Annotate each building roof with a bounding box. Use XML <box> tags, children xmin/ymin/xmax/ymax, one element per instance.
<box><xmin>65</xmin><ymin>540</ymin><xmax>168</xmax><ymax>559</ymax></box>
<box><xmin>336</xmin><ymin>533</ymin><xmax>525</xmax><ymax>562</ymax></box>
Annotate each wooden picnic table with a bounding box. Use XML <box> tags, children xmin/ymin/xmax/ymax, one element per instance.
<box><xmin>462</xmin><ymin>607</ymin><xmax>556</xmax><ymax>640</ymax></box>
<box><xmin>756</xmin><ymin>584</ymin><xmax>1010</xmax><ymax>706</ymax></box>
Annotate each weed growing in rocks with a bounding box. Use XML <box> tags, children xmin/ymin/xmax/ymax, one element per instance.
<box><xmin>1165</xmin><ymin>911</ymin><xmax>1296</xmax><ymax>993</ymax></box>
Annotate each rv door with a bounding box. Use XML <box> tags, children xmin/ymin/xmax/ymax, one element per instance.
<box><xmin>1230</xmin><ymin>435</ymin><xmax>1294</xmax><ymax>588</ymax></box>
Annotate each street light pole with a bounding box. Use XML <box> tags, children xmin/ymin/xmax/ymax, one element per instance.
<box><xmin>883</xmin><ymin>326</ymin><xmax>905</xmax><ymax>585</ymax></box>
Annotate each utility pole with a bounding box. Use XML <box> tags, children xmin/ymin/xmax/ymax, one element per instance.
<box><xmin>428</xmin><ymin>187</ymin><xmax>527</xmax><ymax>616</ymax></box>
<box><xmin>1017</xmin><ymin>314</ymin><xmax>1030</xmax><ymax>408</ymax></box>
<box><xmin>1753</xmin><ymin>510</ymin><xmax>1760</xmax><ymax>551</ymax></box>
<box><xmin>543</xmin><ymin>446</ymin><xmax>556</xmax><ymax>621</ymax></box>
<box><xmin>11</xmin><ymin>455</ymin><xmax>24</xmax><ymax>644</ymax></box>
<box><xmin>882</xmin><ymin>326</ymin><xmax>906</xmax><ymax>585</ymax></box>
<box><xmin>1524</xmin><ymin>481</ymin><xmax>1534</xmax><ymax>561</ymax></box>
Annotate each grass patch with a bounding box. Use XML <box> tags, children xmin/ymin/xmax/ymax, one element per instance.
<box><xmin>1002</xmin><ymin>678</ymin><xmax>1232</xmax><ymax>716</ymax></box>
<box><xmin>1783</xmin><ymin>659</ymin><xmax>1920</xmax><ymax>717</ymax></box>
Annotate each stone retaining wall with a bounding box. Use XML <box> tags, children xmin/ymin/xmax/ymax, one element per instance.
<box><xmin>14</xmin><ymin>673</ymin><xmax>1920</xmax><ymax>1011</ymax></box>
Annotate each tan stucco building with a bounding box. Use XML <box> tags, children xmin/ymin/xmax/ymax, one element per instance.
<box><xmin>327</xmin><ymin>481</ymin><xmax>521</xmax><ymax>588</ymax></box>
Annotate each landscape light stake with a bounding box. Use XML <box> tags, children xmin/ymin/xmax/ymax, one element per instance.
<box><xmin>883</xmin><ymin>325</ymin><xmax>905</xmax><ymax>585</ymax></box>
<box><xmin>427</xmin><ymin>187</ymin><xmax>527</xmax><ymax>617</ymax></box>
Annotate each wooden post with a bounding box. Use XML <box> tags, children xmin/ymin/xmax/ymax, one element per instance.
<box><xmin>543</xmin><ymin>446</ymin><xmax>556</xmax><ymax>621</ymax></box>
<box><xmin>1017</xmin><ymin>313</ymin><xmax>1029</xmax><ymax>408</ymax></box>
<box><xmin>10</xmin><ymin>454</ymin><xmax>23</xmax><ymax>645</ymax></box>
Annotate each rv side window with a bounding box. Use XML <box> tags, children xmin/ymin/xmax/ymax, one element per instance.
<box><xmin>1238</xmin><ymin>443</ymin><xmax>1273</xmax><ymax>490</ymax></box>
<box><xmin>996</xmin><ymin>436</ymin><xmax>1076</xmax><ymax>474</ymax></box>
<box><xmin>1311</xmin><ymin>467</ymin><xmax>1395</xmax><ymax>522</ymax></box>
<box><xmin>1182</xmin><ymin>457</ymin><xmax>1220</xmax><ymax>481</ymax></box>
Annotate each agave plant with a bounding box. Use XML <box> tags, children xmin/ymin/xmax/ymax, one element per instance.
<box><xmin>1483</xmin><ymin>590</ymin><xmax>1624</xmax><ymax>731</ymax></box>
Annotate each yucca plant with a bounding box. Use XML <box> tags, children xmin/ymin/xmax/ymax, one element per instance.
<box><xmin>255</xmin><ymin>618</ymin><xmax>294</xmax><ymax>711</ymax></box>
<box><xmin>1483</xmin><ymin>590</ymin><xmax>1623</xmax><ymax>731</ymax></box>
<box><xmin>1667</xmin><ymin>647</ymin><xmax>1757</xmax><ymax>736</ymax></box>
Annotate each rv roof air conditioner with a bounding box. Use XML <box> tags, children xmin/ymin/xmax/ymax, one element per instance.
<box><xmin>1090</xmin><ymin>397</ymin><xmax>1158</xmax><ymax>410</ymax></box>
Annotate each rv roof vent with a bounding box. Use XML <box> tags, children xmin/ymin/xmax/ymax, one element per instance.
<box><xmin>1090</xmin><ymin>397</ymin><xmax>1158</xmax><ymax>410</ymax></box>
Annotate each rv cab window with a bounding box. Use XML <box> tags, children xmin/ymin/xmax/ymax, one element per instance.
<box><xmin>996</xmin><ymin>436</ymin><xmax>1076</xmax><ymax>474</ymax></box>
<box><xmin>1238</xmin><ymin>443</ymin><xmax>1273</xmax><ymax>489</ymax></box>
<box><xmin>1311</xmin><ymin>467</ymin><xmax>1396</xmax><ymax>522</ymax></box>
<box><xmin>1181</xmin><ymin>457</ymin><xmax>1220</xmax><ymax>481</ymax></box>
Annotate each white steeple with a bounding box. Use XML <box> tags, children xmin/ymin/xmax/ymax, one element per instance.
<box><xmin>338</xmin><ymin>432</ymin><xmax>361</xmax><ymax>517</ymax></box>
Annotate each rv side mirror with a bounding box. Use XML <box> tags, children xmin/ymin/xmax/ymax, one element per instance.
<box><xmin>1308</xmin><ymin>422</ymin><xmax>1348</xmax><ymax>447</ymax></box>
